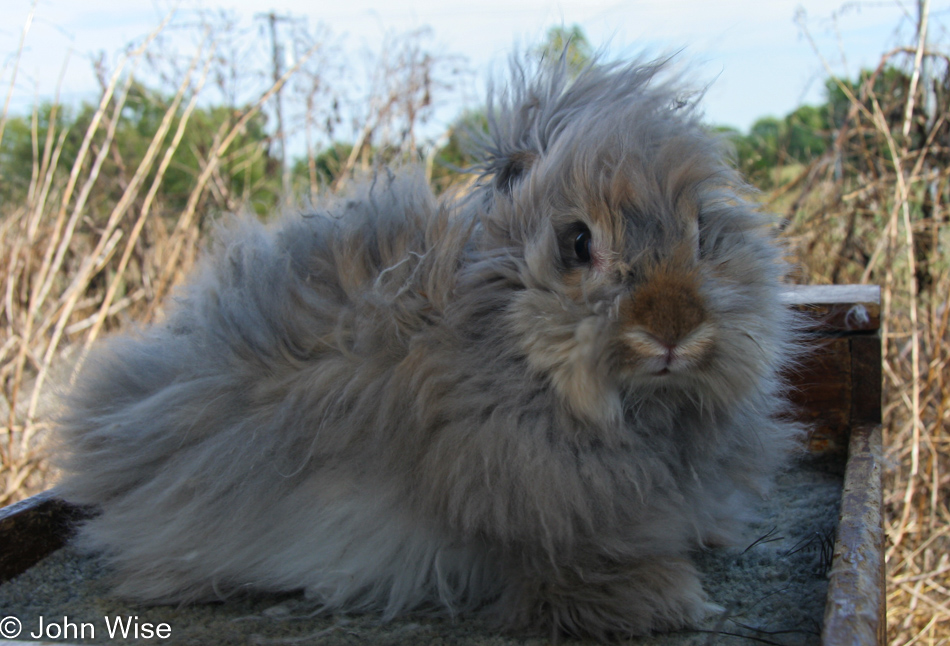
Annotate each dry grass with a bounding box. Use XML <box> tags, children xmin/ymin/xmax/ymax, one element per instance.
<box><xmin>775</xmin><ymin>29</ymin><xmax>950</xmax><ymax>645</ymax></box>
<box><xmin>0</xmin><ymin>9</ymin><xmax>324</xmax><ymax>503</ymax></box>
<box><xmin>0</xmin><ymin>8</ymin><xmax>453</xmax><ymax>507</ymax></box>
<box><xmin>2</xmin><ymin>6</ymin><xmax>949</xmax><ymax>646</ymax></box>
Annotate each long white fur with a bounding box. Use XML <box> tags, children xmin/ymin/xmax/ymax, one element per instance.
<box><xmin>54</xmin><ymin>55</ymin><xmax>805</xmax><ymax>640</ymax></box>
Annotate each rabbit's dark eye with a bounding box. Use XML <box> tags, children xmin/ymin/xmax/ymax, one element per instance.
<box><xmin>558</xmin><ymin>222</ymin><xmax>594</xmax><ymax>269</ymax></box>
<box><xmin>697</xmin><ymin>211</ymin><xmax>707</xmax><ymax>256</ymax></box>
<box><xmin>574</xmin><ymin>228</ymin><xmax>592</xmax><ymax>264</ymax></box>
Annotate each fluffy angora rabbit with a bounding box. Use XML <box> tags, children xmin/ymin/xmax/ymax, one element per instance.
<box><xmin>55</xmin><ymin>57</ymin><xmax>803</xmax><ymax>639</ymax></box>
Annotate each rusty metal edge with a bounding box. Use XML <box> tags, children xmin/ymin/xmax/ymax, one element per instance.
<box><xmin>821</xmin><ymin>423</ymin><xmax>886</xmax><ymax>646</ymax></box>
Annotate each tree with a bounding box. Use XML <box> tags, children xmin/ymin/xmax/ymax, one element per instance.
<box><xmin>785</xmin><ymin>105</ymin><xmax>829</xmax><ymax>162</ymax></box>
<box><xmin>0</xmin><ymin>83</ymin><xmax>286</xmax><ymax>221</ymax></box>
<box><xmin>536</xmin><ymin>25</ymin><xmax>593</xmax><ymax>74</ymax></box>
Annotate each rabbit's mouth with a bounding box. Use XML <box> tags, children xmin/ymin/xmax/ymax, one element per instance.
<box><xmin>619</xmin><ymin>322</ymin><xmax>717</xmax><ymax>378</ymax></box>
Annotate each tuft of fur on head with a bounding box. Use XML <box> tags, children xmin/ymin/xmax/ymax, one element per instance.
<box><xmin>53</xmin><ymin>54</ymin><xmax>806</xmax><ymax>641</ymax></box>
<box><xmin>465</xmin><ymin>53</ymin><xmax>688</xmax><ymax>206</ymax></box>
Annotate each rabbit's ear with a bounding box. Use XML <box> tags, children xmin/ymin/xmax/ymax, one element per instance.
<box><xmin>494</xmin><ymin>150</ymin><xmax>538</xmax><ymax>195</ymax></box>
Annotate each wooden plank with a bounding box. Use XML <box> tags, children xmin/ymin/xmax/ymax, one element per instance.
<box><xmin>782</xmin><ymin>284</ymin><xmax>881</xmax><ymax>333</ymax></box>
<box><xmin>851</xmin><ymin>333</ymin><xmax>883</xmax><ymax>427</ymax></box>
<box><xmin>0</xmin><ymin>490</ymin><xmax>90</xmax><ymax>584</ymax></box>
<box><xmin>822</xmin><ymin>424</ymin><xmax>886</xmax><ymax>646</ymax></box>
<box><xmin>787</xmin><ymin>336</ymin><xmax>852</xmax><ymax>455</ymax></box>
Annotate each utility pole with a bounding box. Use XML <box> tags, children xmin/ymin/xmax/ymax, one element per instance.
<box><xmin>258</xmin><ymin>12</ymin><xmax>293</xmax><ymax>203</ymax></box>
<box><xmin>919</xmin><ymin>0</ymin><xmax>937</xmax><ymax>132</ymax></box>
<box><xmin>903</xmin><ymin>0</ymin><xmax>931</xmax><ymax>137</ymax></box>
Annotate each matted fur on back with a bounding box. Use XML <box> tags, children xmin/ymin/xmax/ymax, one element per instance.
<box><xmin>54</xmin><ymin>56</ymin><xmax>804</xmax><ymax>640</ymax></box>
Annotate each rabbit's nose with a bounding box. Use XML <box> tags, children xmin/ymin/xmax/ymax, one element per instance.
<box><xmin>617</xmin><ymin>267</ymin><xmax>715</xmax><ymax>373</ymax></box>
<box><xmin>619</xmin><ymin>268</ymin><xmax>707</xmax><ymax>342</ymax></box>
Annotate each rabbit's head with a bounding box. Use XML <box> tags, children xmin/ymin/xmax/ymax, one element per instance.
<box><xmin>466</xmin><ymin>59</ymin><xmax>795</xmax><ymax>426</ymax></box>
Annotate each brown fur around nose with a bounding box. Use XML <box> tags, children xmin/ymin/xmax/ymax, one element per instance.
<box><xmin>620</xmin><ymin>269</ymin><xmax>707</xmax><ymax>346</ymax></box>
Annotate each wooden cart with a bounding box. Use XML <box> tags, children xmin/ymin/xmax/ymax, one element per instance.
<box><xmin>0</xmin><ymin>284</ymin><xmax>884</xmax><ymax>645</ymax></box>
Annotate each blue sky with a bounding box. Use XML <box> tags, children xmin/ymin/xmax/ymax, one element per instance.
<box><xmin>1</xmin><ymin>0</ymin><xmax>942</xmax><ymax>140</ymax></box>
